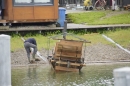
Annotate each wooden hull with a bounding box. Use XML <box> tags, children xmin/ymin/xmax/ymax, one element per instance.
<box><xmin>51</xmin><ymin>60</ymin><xmax>85</xmax><ymax>72</ymax></box>
<box><xmin>50</xmin><ymin>40</ymin><xmax>85</xmax><ymax>72</ymax></box>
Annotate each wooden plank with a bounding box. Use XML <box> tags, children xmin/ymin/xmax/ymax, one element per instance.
<box><xmin>0</xmin><ymin>20</ymin><xmax>7</xmax><ymax>23</ymax></box>
<box><xmin>54</xmin><ymin>0</ymin><xmax>58</xmax><ymax>19</ymax></box>
<box><xmin>60</xmin><ymin>40</ymin><xmax>83</xmax><ymax>49</ymax></box>
<box><xmin>34</xmin><ymin>6</ymin><xmax>55</xmax><ymax>19</ymax></box>
<box><xmin>0</xmin><ymin>26</ymin><xmax>9</xmax><ymax>30</ymax></box>
<box><xmin>54</xmin><ymin>53</ymin><xmax>81</xmax><ymax>58</ymax></box>
<box><xmin>13</xmin><ymin>7</ymin><xmax>34</xmax><ymax>20</ymax></box>
<box><xmin>55</xmin><ymin>66</ymin><xmax>79</xmax><ymax>72</ymax></box>
<box><xmin>57</xmin><ymin>44</ymin><xmax>78</xmax><ymax>51</ymax></box>
<box><xmin>51</xmin><ymin>56</ymin><xmax>80</xmax><ymax>62</ymax></box>
<box><xmin>6</xmin><ymin>0</ymin><xmax>13</xmax><ymax>20</ymax></box>
<box><xmin>53</xmin><ymin>40</ymin><xmax>83</xmax><ymax>59</ymax></box>
<box><xmin>56</xmin><ymin>61</ymin><xmax>81</xmax><ymax>66</ymax></box>
<box><xmin>51</xmin><ymin>60</ymin><xmax>56</xmax><ymax>62</ymax></box>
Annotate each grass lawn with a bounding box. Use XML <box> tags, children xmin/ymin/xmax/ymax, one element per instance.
<box><xmin>67</xmin><ymin>10</ymin><xmax>130</xmax><ymax>25</ymax></box>
<box><xmin>11</xmin><ymin>28</ymin><xmax>130</xmax><ymax>52</ymax></box>
<box><xmin>104</xmin><ymin>28</ymin><xmax>130</xmax><ymax>48</ymax></box>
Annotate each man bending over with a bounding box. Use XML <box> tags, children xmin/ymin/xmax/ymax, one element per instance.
<box><xmin>24</xmin><ymin>38</ymin><xmax>37</xmax><ymax>63</ymax></box>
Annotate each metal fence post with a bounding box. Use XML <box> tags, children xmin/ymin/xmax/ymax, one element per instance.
<box><xmin>113</xmin><ymin>67</ymin><xmax>130</xmax><ymax>86</ymax></box>
<box><xmin>63</xmin><ymin>20</ymin><xmax>67</xmax><ymax>39</ymax></box>
<box><xmin>0</xmin><ymin>34</ymin><xmax>11</xmax><ymax>86</ymax></box>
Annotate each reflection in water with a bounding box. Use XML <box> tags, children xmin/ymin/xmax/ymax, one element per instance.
<box><xmin>12</xmin><ymin>63</ymin><xmax>130</xmax><ymax>86</ymax></box>
<box><xmin>25</xmin><ymin>67</ymin><xmax>39</xmax><ymax>86</ymax></box>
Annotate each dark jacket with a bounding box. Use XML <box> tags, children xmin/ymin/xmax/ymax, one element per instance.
<box><xmin>24</xmin><ymin>38</ymin><xmax>37</xmax><ymax>46</ymax></box>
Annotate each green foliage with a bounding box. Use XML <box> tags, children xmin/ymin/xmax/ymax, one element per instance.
<box><xmin>68</xmin><ymin>29</ymin><xmax>86</xmax><ymax>35</ymax></box>
<box><xmin>92</xmin><ymin>13</ymin><xmax>130</xmax><ymax>25</ymax></box>
<box><xmin>11</xmin><ymin>35</ymin><xmax>23</xmax><ymax>51</ymax></box>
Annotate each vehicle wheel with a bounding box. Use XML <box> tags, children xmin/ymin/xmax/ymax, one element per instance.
<box><xmin>85</xmin><ymin>6</ymin><xmax>88</xmax><ymax>11</ymax></box>
<box><xmin>94</xmin><ymin>1</ymin><xmax>104</xmax><ymax>10</ymax></box>
<box><xmin>89</xmin><ymin>7</ymin><xmax>93</xmax><ymax>10</ymax></box>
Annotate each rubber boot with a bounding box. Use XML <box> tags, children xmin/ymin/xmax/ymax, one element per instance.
<box><xmin>32</xmin><ymin>54</ymin><xmax>36</xmax><ymax>60</ymax></box>
<box><xmin>32</xmin><ymin>55</ymin><xmax>35</xmax><ymax>63</ymax></box>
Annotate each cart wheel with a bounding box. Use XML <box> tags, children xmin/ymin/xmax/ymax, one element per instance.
<box><xmin>89</xmin><ymin>7</ymin><xmax>93</xmax><ymax>10</ymax></box>
<box><xmin>85</xmin><ymin>7</ymin><xmax>88</xmax><ymax>11</ymax></box>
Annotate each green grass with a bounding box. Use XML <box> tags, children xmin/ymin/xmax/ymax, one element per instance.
<box><xmin>10</xmin><ymin>29</ymin><xmax>130</xmax><ymax>52</ymax></box>
<box><xmin>11</xmin><ymin>36</ymin><xmax>24</xmax><ymax>52</ymax></box>
<box><xmin>11</xmin><ymin>35</ymin><xmax>58</xmax><ymax>52</ymax></box>
<box><xmin>68</xmin><ymin>11</ymin><xmax>106</xmax><ymax>24</ymax></box>
<box><xmin>67</xmin><ymin>11</ymin><xmax>130</xmax><ymax>25</ymax></box>
<box><xmin>9</xmin><ymin>33</ymin><xmax>112</xmax><ymax>52</ymax></box>
<box><xmin>92</xmin><ymin>13</ymin><xmax>130</xmax><ymax>25</ymax></box>
<box><xmin>80</xmin><ymin>33</ymin><xmax>113</xmax><ymax>45</ymax></box>
<box><xmin>104</xmin><ymin>28</ymin><xmax>130</xmax><ymax>48</ymax></box>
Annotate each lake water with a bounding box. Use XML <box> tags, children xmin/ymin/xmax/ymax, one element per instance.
<box><xmin>12</xmin><ymin>63</ymin><xmax>130</xmax><ymax>86</ymax></box>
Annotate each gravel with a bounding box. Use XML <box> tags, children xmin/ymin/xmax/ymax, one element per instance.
<box><xmin>11</xmin><ymin>43</ymin><xmax>130</xmax><ymax>66</ymax></box>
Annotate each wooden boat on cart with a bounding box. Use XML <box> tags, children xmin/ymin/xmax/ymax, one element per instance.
<box><xmin>50</xmin><ymin>39</ymin><xmax>89</xmax><ymax>72</ymax></box>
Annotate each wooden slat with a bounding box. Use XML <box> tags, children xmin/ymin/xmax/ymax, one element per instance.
<box><xmin>54</xmin><ymin>40</ymin><xmax>83</xmax><ymax>59</ymax></box>
<box><xmin>0</xmin><ymin>26</ymin><xmax>9</xmax><ymax>30</ymax></box>
<box><xmin>13</xmin><ymin>7</ymin><xmax>34</xmax><ymax>20</ymax></box>
<box><xmin>51</xmin><ymin>60</ymin><xmax>56</xmax><ymax>62</ymax></box>
<box><xmin>56</xmin><ymin>61</ymin><xmax>80</xmax><ymax>66</ymax></box>
<box><xmin>0</xmin><ymin>20</ymin><xmax>7</xmax><ymax>23</ymax></box>
<box><xmin>58</xmin><ymin>44</ymin><xmax>77</xmax><ymax>50</ymax></box>
<box><xmin>55</xmin><ymin>54</ymin><xmax>80</xmax><ymax>58</ymax></box>
<box><xmin>55</xmin><ymin>66</ymin><xmax>78</xmax><ymax>72</ymax></box>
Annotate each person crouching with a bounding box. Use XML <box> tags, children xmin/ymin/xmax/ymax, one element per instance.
<box><xmin>24</xmin><ymin>38</ymin><xmax>37</xmax><ymax>63</ymax></box>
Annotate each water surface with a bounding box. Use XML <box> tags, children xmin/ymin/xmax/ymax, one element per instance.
<box><xmin>12</xmin><ymin>63</ymin><xmax>130</xmax><ymax>86</ymax></box>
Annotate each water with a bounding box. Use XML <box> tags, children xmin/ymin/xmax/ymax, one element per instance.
<box><xmin>12</xmin><ymin>63</ymin><xmax>130</xmax><ymax>86</ymax></box>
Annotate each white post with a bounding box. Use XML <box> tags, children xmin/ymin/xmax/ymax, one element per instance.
<box><xmin>113</xmin><ymin>67</ymin><xmax>130</xmax><ymax>86</ymax></box>
<box><xmin>0</xmin><ymin>34</ymin><xmax>11</xmax><ymax>86</ymax></box>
